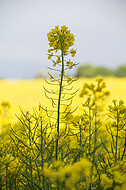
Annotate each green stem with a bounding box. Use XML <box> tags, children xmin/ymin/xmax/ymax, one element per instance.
<box><xmin>6</xmin><ymin>164</ymin><xmax>8</xmax><ymax>190</ymax></box>
<box><xmin>14</xmin><ymin>177</ymin><xmax>17</xmax><ymax>190</ymax></box>
<box><xmin>79</xmin><ymin>125</ymin><xmax>82</xmax><ymax>147</ymax></box>
<box><xmin>28</xmin><ymin>119</ymin><xmax>34</xmax><ymax>189</ymax></box>
<box><xmin>94</xmin><ymin>113</ymin><xmax>97</xmax><ymax>153</ymax></box>
<box><xmin>40</xmin><ymin>120</ymin><xmax>45</xmax><ymax>189</ymax></box>
<box><xmin>89</xmin><ymin>108</ymin><xmax>91</xmax><ymax>161</ymax></box>
<box><xmin>115</xmin><ymin>110</ymin><xmax>119</xmax><ymax>164</ymax></box>
<box><xmin>56</xmin><ymin>36</ymin><xmax>64</xmax><ymax>160</ymax></box>
<box><xmin>121</xmin><ymin>130</ymin><xmax>126</xmax><ymax>160</ymax></box>
<box><xmin>79</xmin><ymin>124</ymin><xmax>82</xmax><ymax>159</ymax></box>
<box><xmin>93</xmin><ymin>94</ymin><xmax>97</xmax><ymax>165</ymax></box>
<box><xmin>0</xmin><ymin>176</ymin><xmax>2</xmax><ymax>190</ymax></box>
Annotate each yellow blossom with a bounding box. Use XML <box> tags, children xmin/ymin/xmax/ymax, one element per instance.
<box><xmin>56</xmin><ymin>56</ymin><xmax>61</xmax><ymax>63</ymax></box>
<box><xmin>70</xmin><ymin>48</ymin><xmax>76</xmax><ymax>57</ymax></box>
<box><xmin>59</xmin><ymin>71</ymin><xmax>65</xmax><ymax>77</ymax></box>
<box><xmin>47</xmin><ymin>25</ymin><xmax>75</xmax><ymax>64</ymax></box>
<box><xmin>100</xmin><ymin>173</ymin><xmax>113</xmax><ymax>189</ymax></box>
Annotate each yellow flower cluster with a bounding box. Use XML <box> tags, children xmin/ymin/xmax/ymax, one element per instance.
<box><xmin>43</xmin><ymin>158</ymin><xmax>92</xmax><ymax>189</ymax></box>
<box><xmin>80</xmin><ymin>78</ymin><xmax>110</xmax><ymax>113</ymax></box>
<box><xmin>70</xmin><ymin>48</ymin><xmax>76</xmax><ymax>57</ymax></box>
<box><xmin>47</xmin><ymin>25</ymin><xmax>75</xmax><ymax>54</ymax></box>
<box><xmin>66</xmin><ymin>59</ymin><xmax>76</xmax><ymax>70</ymax></box>
<box><xmin>47</xmin><ymin>25</ymin><xmax>76</xmax><ymax>70</ymax></box>
<box><xmin>108</xmin><ymin>99</ymin><xmax>126</xmax><ymax>130</ymax></box>
<box><xmin>109</xmin><ymin>99</ymin><xmax>125</xmax><ymax>112</ymax></box>
<box><xmin>100</xmin><ymin>173</ymin><xmax>113</xmax><ymax>189</ymax></box>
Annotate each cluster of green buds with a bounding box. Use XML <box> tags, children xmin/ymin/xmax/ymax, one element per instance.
<box><xmin>108</xmin><ymin>99</ymin><xmax>126</xmax><ymax>129</ymax></box>
<box><xmin>109</xmin><ymin>99</ymin><xmax>126</xmax><ymax>113</ymax></box>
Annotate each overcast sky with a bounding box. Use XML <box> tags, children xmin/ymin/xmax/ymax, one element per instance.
<box><xmin>0</xmin><ymin>0</ymin><xmax>126</xmax><ymax>79</ymax></box>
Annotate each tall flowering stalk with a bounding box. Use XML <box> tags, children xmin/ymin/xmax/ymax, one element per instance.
<box><xmin>47</xmin><ymin>25</ymin><xmax>77</xmax><ymax>160</ymax></box>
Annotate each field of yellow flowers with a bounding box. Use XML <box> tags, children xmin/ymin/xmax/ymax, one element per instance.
<box><xmin>0</xmin><ymin>25</ymin><xmax>126</xmax><ymax>189</ymax></box>
<box><xmin>0</xmin><ymin>77</ymin><xmax>126</xmax><ymax>127</ymax></box>
<box><xmin>0</xmin><ymin>77</ymin><xmax>126</xmax><ymax>189</ymax></box>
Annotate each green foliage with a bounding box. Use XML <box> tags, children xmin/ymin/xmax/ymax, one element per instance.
<box><xmin>114</xmin><ymin>64</ymin><xmax>126</xmax><ymax>77</ymax></box>
<box><xmin>76</xmin><ymin>64</ymin><xmax>113</xmax><ymax>78</ymax></box>
<box><xmin>76</xmin><ymin>64</ymin><xmax>126</xmax><ymax>78</ymax></box>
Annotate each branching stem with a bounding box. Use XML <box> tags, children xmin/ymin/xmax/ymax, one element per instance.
<box><xmin>56</xmin><ymin>36</ymin><xmax>64</xmax><ymax>160</ymax></box>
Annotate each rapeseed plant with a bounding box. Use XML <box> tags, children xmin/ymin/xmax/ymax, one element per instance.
<box><xmin>45</xmin><ymin>25</ymin><xmax>78</xmax><ymax>161</ymax></box>
<box><xmin>0</xmin><ymin>26</ymin><xmax>126</xmax><ymax>189</ymax></box>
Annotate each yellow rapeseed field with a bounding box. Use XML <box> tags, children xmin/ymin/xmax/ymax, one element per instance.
<box><xmin>1</xmin><ymin>25</ymin><xmax>126</xmax><ymax>190</ymax></box>
<box><xmin>0</xmin><ymin>77</ymin><xmax>126</xmax><ymax>130</ymax></box>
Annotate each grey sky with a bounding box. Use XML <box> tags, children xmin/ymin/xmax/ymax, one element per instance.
<box><xmin>0</xmin><ymin>0</ymin><xmax>126</xmax><ymax>78</ymax></box>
